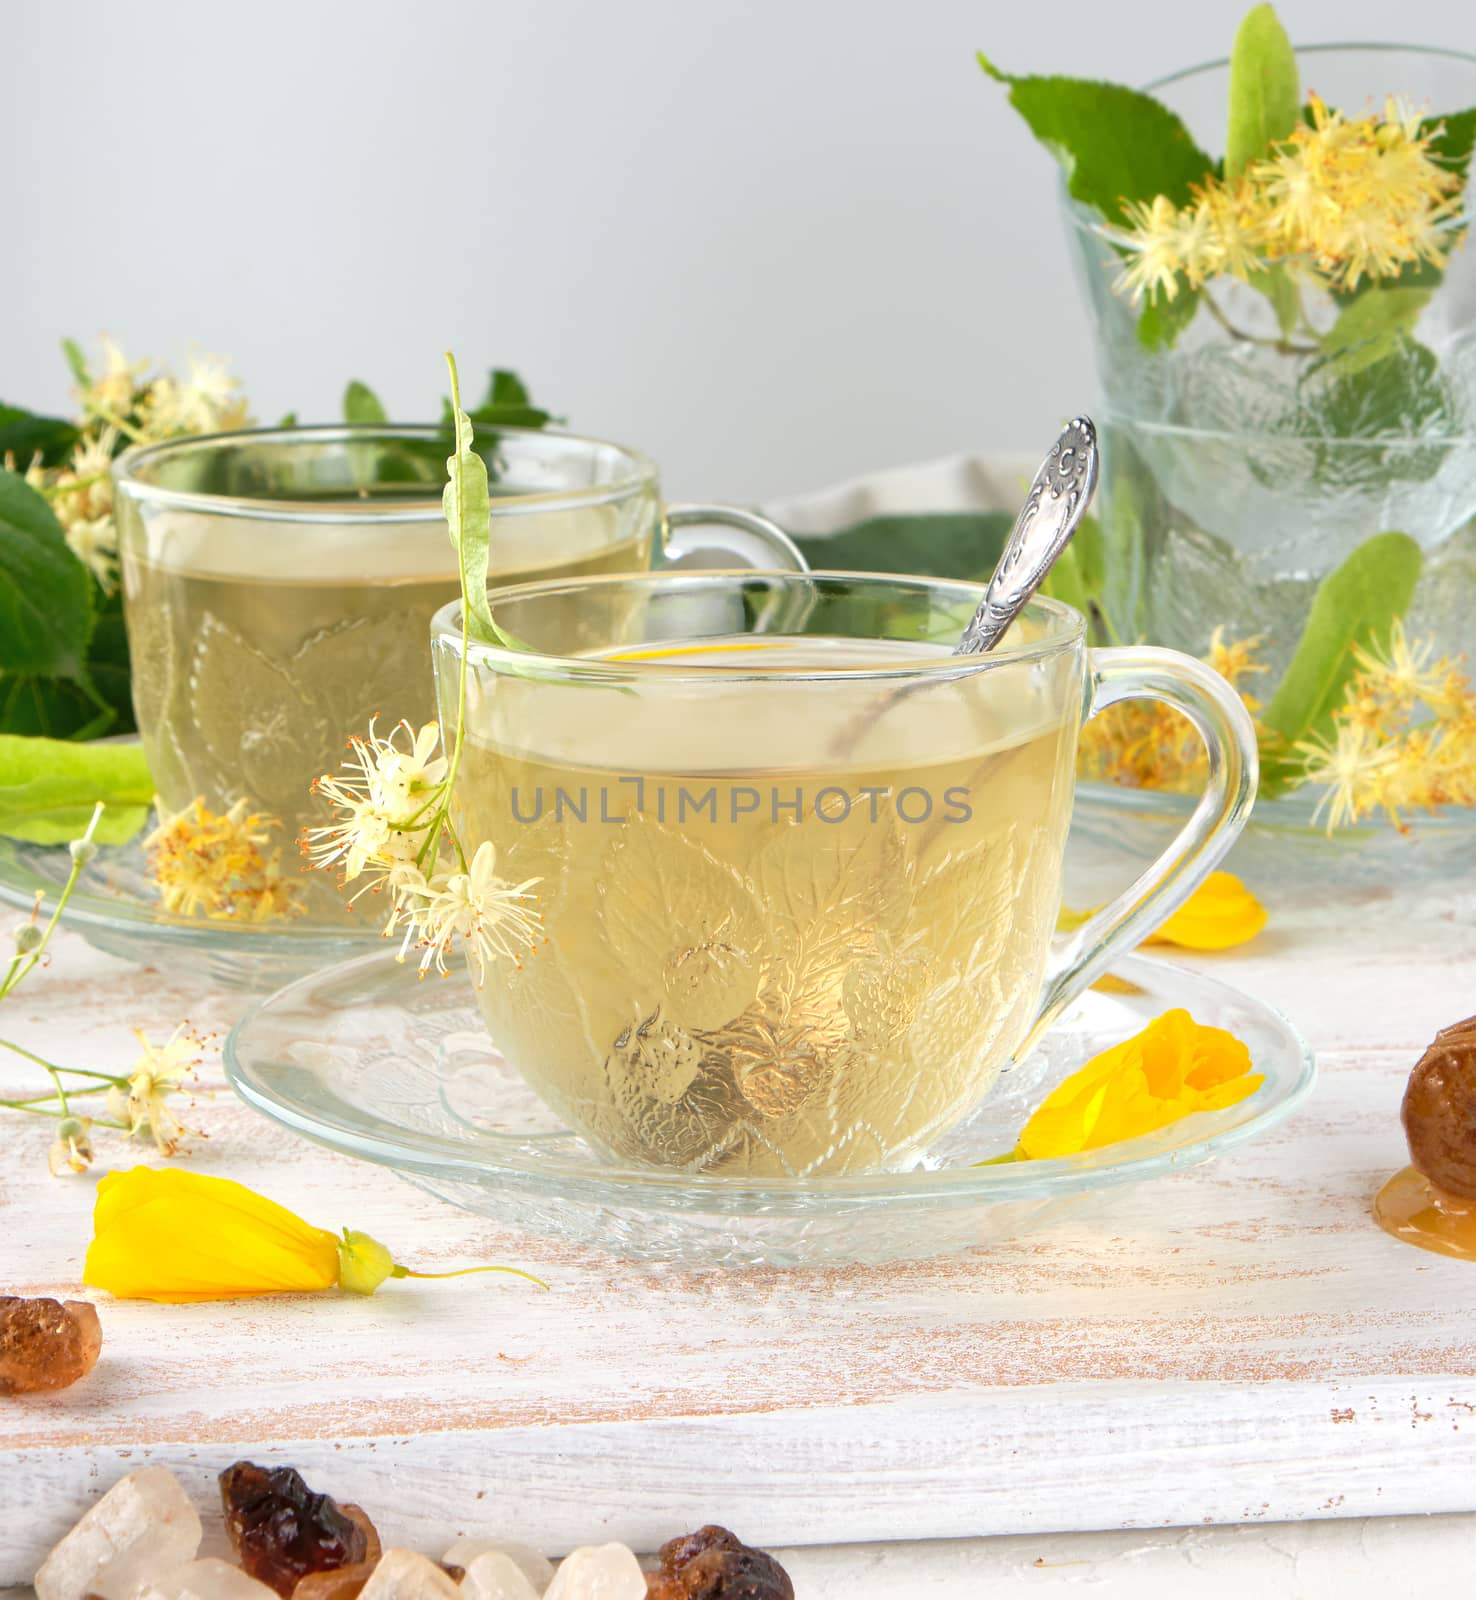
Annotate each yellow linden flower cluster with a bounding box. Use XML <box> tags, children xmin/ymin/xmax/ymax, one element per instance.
<box><xmin>144</xmin><ymin>796</ymin><xmax>301</xmax><ymax>923</ymax></box>
<box><xmin>7</xmin><ymin>340</ymin><xmax>249</xmax><ymax>588</ymax></box>
<box><xmin>1077</xmin><ymin>629</ymin><xmax>1266</xmax><ymax>793</ymax></box>
<box><xmin>1115</xmin><ymin>94</ymin><xmax>1466</xmax><ymax>302</ymax></box>
<box><xmin>1296</xmin><ymin>622</ymin><xmax>1476</xmax><ymax>832</ymax></box>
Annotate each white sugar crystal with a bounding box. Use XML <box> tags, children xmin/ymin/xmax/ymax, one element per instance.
<box><xmin>543</xmin><ymin>1544</ymin><xmax>645</xmax><ymax>1600</ymax></box>
<box><xmin>459</xmin><ymin>1552</ymin><xmax>542</xmax><ymax>1600</ymax></box>
<box><xmin>443</xmin><ymin>1539</ymin><xmax>554</xmax><ymax>1594</ymax></box>
<box><xmin>131</xmin><ymin>1558</ymin><xmax>278</xmax><ymax>1600</ymax></box>
<box><xmin>35</xmin><ymin>1467</ymin><xmax>203</xmax><ymax>1600</ymax></box>
<box><xmin>357</xmin><ymin>1549</ymin><xmax>463</xmax><ymax>1600</ymax></box>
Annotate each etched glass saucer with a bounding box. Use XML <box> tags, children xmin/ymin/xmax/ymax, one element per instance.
<box><xmin>0</xmin><ymin>836</ymin><xmax>381</xmax><ymax>987</ymax></box>
<box><xmin>224</xmin><ymin>950</ymin><xmax>1315</xmax><ymax>1268</ymax></box>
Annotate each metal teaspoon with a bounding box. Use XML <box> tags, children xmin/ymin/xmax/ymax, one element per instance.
<box><xmin>953</xmin><ymin>414</ymin><xmax>1099</xmax><ymax>655</ymax></box>
<box><xmin>827</xmin><ymin>415</ymin><xmax>1099</xmax><ymax>759</ymax></box>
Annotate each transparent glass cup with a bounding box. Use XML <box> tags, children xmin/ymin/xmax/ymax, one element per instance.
<box><xmin>111</xmin><ymin>424</ymin><xmax>803</xmax><ymax>924</ymax></box>
<box><xmin>430</xmin><ymin>570</ymin><xmax>1258</xmax><ymax>1178</ymax></box>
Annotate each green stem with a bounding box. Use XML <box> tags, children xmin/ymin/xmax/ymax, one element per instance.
<box><xmin>1202</xmin><ymin>288</ymin><xmax>1319</xmax><ymax>355</ymax></box>
<box><xmin>79</xmin><ymin>401</ymin><xmax>145</xmax><ymax>443</ymax></box>
<box><xmin>392</xmin><ymin>1262</ymin><xmax>549</xmax><ymax>1289</ymax></box>
<box><xmin>0</xmin><ymin>803</ymin><xmax>102</xmax><ymax>1001</ymax></box>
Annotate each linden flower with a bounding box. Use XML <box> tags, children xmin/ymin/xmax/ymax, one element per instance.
<box><xmin>1114</xmin><ymin>196</ymin><xmax>1181</xmax><ymax>302</ymax></box>
<box><xmin>77</xmin><ymin>338</ymin><xmax>146</xmax><ymax>421</ymax></box>
<box><xmin>47</xmin><ymin>1116</ymin><xmax>95</xmax><ymax>1178</ymax></box>
<box><xmin>106</xmin><ymin>1026</ymin><xmax>204</xmax><ymax>1156</ymax></box>
<box><xmin>82</xmin><ymin>1166</ymin><xmax>545</xmax><ymax>1303</ymax></box>
<box><xmin>1297</xmin><ymin>719</ymin><xmax>1403</xmax><ymax>832</ymax></box>
<box><xmin>137</xmin><ymin>353</ymin><xmax>251</xmax><ymax>439</ymax></box>
<box><xmin>145</xmin><ymin>796</ymin><xmax>301</xmax><ymax>922</ymax></box>
<box><xmin>1077</xmin><ymin>633</ymin><xmax>1265</xmax><ymax>793</ymax></box>
<box><xmin>1014</xmin><ymin>1009</ymin><xmax>1264</xmax><ymax>1161</ymax></box>
<box><xmin>304</xmin><ymin>720</ymin><xmax>447</xmax><ymax>888</ymax></box>
<box><xmin>396</xmin><ymin>842</ymin><xmax>543</xmax><ymax>982</ymax></box>
<box><xmin>1108</xmin><ymin>94</ymin><xmax>1465</xmax><ymax>304</ymax></box>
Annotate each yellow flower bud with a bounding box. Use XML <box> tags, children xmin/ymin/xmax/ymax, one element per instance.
<box><xmin>337</xmin><ymin>1229</ymin><xmax>399</xmax><ymax>1296</ymax></box>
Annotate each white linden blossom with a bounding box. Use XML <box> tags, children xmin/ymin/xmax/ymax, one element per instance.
<box><xmin>303</xmin><ymin>720</ymin><xmax>447</xmax><ymax>888</ymax></box>
<box><xmin>106</xmin><ymin>1025</ymin><xmax>204</xmax><ymax>1155</ymax></box>
<box><xmin>307</xmin><ymin>721</ymin><xmax>541</xmax><ymax>981</ymax></box>
<box><xmin>399</xmin><ymin>843</ymin><xmax>543</xmax><ymax>983</ymax></box>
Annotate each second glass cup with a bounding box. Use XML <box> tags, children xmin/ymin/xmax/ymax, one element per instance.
<box><xmin>112</xmin><ymin>424</ymin><xmax>803</xmax><ymax>923</ymax></box>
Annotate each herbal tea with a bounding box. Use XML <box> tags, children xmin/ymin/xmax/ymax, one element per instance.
<box><xmin>452</xmin><ymin>636</ymin><xmax>1079</xmax><ymax>1176</ymax></box>
<box><xmin>124</xmin><ymin>531</ymin><xmax>648</xmax><ymax>920</ymax></box>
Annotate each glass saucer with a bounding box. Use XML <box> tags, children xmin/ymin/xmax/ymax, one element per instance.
<box><xmin>0</xmin><ymin>836</ymin><xmax>381</xmax><ymax>987</ymax></box>
<box><xmin>224</xmin><ymin>950</ymin><xmax>1315</xmax><ymax>1268</ymax></box>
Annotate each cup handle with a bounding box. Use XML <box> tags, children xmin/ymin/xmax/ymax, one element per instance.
<box><xmin>1021</xmin><ymin>645</ymin><xmax>1259</xmax><ymax>1054</ymax></box>
<box><xmin>660</xmin><ymin>503</ymin><xmax>809</xmax><ymax>571</ymax></box>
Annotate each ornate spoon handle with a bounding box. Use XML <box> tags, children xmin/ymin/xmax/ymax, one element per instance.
<box><xmin>954</xmin><ymin>415</ymin><xmax>1098</xmax><ymax>656</ymax></box>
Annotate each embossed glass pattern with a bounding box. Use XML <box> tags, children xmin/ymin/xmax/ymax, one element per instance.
<box><xmin>430</xmin><ymin>572</ymin><xmax>1258</xmax><ymax>1178</ymax></box>
<box><xmin>111</xmin><ymin>426</ymin><xmax>800</xmax><ymax>929</ymax></box>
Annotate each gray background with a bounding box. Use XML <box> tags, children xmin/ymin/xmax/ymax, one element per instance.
<box><xmin>3</xmin><ymin>0</ymin><xmax>1471</xmax><ymax>501</ymax></box>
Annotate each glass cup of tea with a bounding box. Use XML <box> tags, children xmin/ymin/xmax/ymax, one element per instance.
<box><xmin>429</xmin><ymin>569</ymin><xmax>1258</xmax><ymax>1178</ymax></box>
<box><xmin>112</xmin><ymin>424</ymin><xmax>803</xmax><ymax>923</ymax></box>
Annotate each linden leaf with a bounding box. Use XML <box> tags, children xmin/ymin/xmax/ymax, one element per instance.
<box><xmin>0</xmin><ymin>734</ymin><xmax>153</xmax><ymax>844</ymax></box>
<box><xmin>1224</xmin><ymin>4</ymin><xmax>1300</xmax><ymax>179</ymax></box>
<box><xmin>979</xmin><ymin>54</ymin><xmax>1216</xmax><ymax>223</ymax></box>
<box><xmin>0</xmin><ymin>468</ymin><xmax>94</xmax><ymax>681</ymax></box>
<box><xmin>442</xmin><ymin>354</ymin><xmax>498</xmax><ymax>646</ymax></box>
<box><xmin>342</xmin><ymin>380</ymin><xmax>388</xmax><ymax>425</ymax></box>
<box><xmin>1320</xmin><ymin>287</ymin><xmax>1434</xmax><ymax>378</ymax></box>
<box><xmin>1136</xmin><ymin>285</ymin><xmax>1202</xmax><ymax>350</ymax></box>
<box><xmin>1259</xmin><ymin>531</ymin><xmax>1423</xmax><ymax>794</ymax></box>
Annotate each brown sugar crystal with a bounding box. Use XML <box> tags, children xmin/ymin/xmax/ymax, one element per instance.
<box><xmin>220</xmin><ymin>1463</ymin><xmax>377</xmax><ymax>1599</ymax></box>
<box><xmin>0</xmin><ymin>1296</ymin><xmax>101</xmax><ymax>1395</ymax></box>
<box><xmin>1402</xmin><ymin>1014</ymin><xmax>1476</xmax><ymax>1199</ymax></box>
<box><xmin>647</xmin><ymin>1525</ymin><xmax>794</xmax><ymax>1600</ymax></box>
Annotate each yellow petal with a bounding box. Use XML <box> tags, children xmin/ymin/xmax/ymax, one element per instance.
<box><xmin>84</xmin><ymin>1167</ymin><xmax>340</xmax><ymax>1303</ymax></box>
<box><xmin>1143</xmin><ymin>872</ymin><xmax>1267</xmax><ymax>951</ymax></box>
<box><xmin>1015</xmin><ymin>1009</ymin><xmax>1262</xmax><ymax>1160</ymax></box>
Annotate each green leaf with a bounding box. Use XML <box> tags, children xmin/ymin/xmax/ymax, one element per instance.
<box><xmin>442</xmin><ymin>355</ymin><xmax>498</xmax><ymax>645</ymax></box>
<box><xmin>0</xmin><ymin>674</ymin><xmax>114</xmax><ymax>740</ymax></box>
<box><xmin>1319</xmin><ymin>286</ymin><xmax>1432</xmax><ymax>377</ymax></box>
<box><xmin>1137</xmin><ymin>286</ymin><xmax>1201</xmax><ymax>350</ymax></box>
<box><xmin>1259</xmin><ymin>531</ymin><xmax>1422</xmax><ymax>794</ymax></box>
<box><xmin>0</xmin><ymin>469</ymin><xmax>94</xmax><ymax>679</ymax></box>
<box><xmin>61</xmin><ymin>337</ymin><xmax>90</xmax><ymax>387</ymax></box>
<box><xmin>277</xmin><ymin>411</ymin><xmax>300</xmax><ymax>427</ymax></box>
<box><xmin>83</xmin><ymin>586</ymin><xmax>136</xmax><ymax>735</ymax></box>
<box><xmin>793</xmin><ymin>511</ymin><xmax>1014</xmax><ymax>583</ymax></box>
<box><xmin>0</xmin><ymin>734</ymin><xmax>152</xmax><ymax>844</ymax></box>
<box><xmin>1423</xmin><ymin>105</ymin><xmax>1476</xmax><ymax>182</ymax></box>
<box><xmin>1224</xmin><ymin>4</ymin><xmax>1300</xmax><ymax>179</ymax></box>
<box><xmin>978</xmin><ymin>54</ymin><xmax>1215</xmax><ymax>222</ymax></box>
<box><xmin>0</xmin><ymin>404</ymin><xmax>80</xmax><ymax>470</ymax></box>
<box><xmin>1296</xmin><ymin>334</ymin><xmax>1454</xmax><ymax>441</ymax></box>
<box><xmin>441</xmin><ymin>367</ymin><xmax>556</xmax><ymax>431</ymax></box>
<box><xmin>343</xmin><ymin>380</ymin><xmax>388</xmax><ymax>425</ymax></box>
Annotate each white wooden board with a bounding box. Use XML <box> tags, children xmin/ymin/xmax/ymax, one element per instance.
<box><xmin>4</xmin><ymin>865</ymin><xmax>1476</xmax><ymax>1585</ymax></box>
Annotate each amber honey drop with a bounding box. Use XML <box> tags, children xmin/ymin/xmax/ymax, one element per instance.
<box><xmin>1374</xmin><ymin>1165</ymin><xmax>1476</xmax><ymax>1260</ymax></box>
